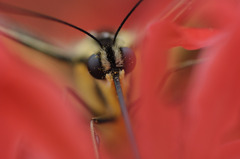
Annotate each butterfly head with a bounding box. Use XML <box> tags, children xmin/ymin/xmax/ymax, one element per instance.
<box><xmin>87</xmin><ymin>31</ymin><xmax>136</xmax><ymax>80</ymax></box>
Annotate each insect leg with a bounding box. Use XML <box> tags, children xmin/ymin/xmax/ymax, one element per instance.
<box><xmin>90</xmin><ymin>120</ymin><xmax>100</xmax><ymax>159</ymax></box>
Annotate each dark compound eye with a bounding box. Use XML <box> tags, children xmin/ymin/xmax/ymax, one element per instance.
<box><xmin>121</xmin><ymin>47</ymin><xmax>136</xmax><ymax>74</ymax></box>
<box><xmin>87</xmin><ymin>54</ymin><xmax>106</xmax><ymax>79</ymax></box>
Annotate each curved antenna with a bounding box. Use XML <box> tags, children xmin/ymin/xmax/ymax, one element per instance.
<box><xmin>113</xmin><ymin>0</ymin><xmax>143</xmax><ymax>44</ymax></box>
<box><xmin>0</xmin><ymin>2</ymin><xmax>103</xmax><ymax>48</ymax></box>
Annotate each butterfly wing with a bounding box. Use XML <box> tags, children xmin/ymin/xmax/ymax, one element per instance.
<box><xmin>0</xmin><ymin>16</ymin><xmax>75</xmax><ymax>61</ymax></box>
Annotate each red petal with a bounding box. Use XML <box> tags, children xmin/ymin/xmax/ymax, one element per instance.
<box><xmin>134</xmin><ymin>20</ymin><xmax>182</xmax><ymax>159</ymax></box>
<box><xmin>0</xmin><ymin>42</ymin><xmax>95</xmax><ymax>159</ymax></box>
<box><xmin>216</xmin><ymin>140</ymin><xmax>240</xmax><ymax>159</ymax></box>
<box><xmin>184</xmin><ymin>9</ymin><xmax>240</xmax><ymax>159</ymax></box>
<box><xmin>134</xmin><ymin>1</ymin><xmax>240</xmax><ymax>159</ymax></box>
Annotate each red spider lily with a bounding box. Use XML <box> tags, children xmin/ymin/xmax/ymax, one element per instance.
<box><xmin>134</xmin><ymin>0</ymin><xmax>240</xmax><ymax>159</ymax></box>
<box><xmin>1</xmin><ymin>0</ymin><xmax>240</xmax><ymax>159</ymax></box>
<box><xmin>0</xmin><ymin>42</ymin><xmax>95</xmax><ymax>158</ymax></box>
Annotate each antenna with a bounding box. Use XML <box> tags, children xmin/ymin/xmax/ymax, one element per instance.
<box><xmin>0</xmin><ymin>2</ymin><xmax>103</xmax><ymax>48</ymax></box>
<box><xmin>113</xmin><ymin>0</ymin><xmax>143</xmax><ymax>44</ymax></box>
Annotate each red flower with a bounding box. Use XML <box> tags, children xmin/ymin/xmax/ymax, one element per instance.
<box><xmin>1</xmin><ymin>0</ymin><xmax>240</xmax><ymax>159</ymax></box>
<box><xmin>0</xmin><ymin>42</ymin><xmax>95</xmax><ymax>158</ymax></box>
<box><xmin>134</xmin><ymin>0</ymin><xmax>240</xmax><ymax>159</ymax></box>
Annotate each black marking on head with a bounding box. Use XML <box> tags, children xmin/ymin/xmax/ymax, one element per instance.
<box><xmin>87</xmin><ymin>31</ymin><xmax>137</xmax><ymax>80</ymax></box>
<box><xmin>105</xmin><ymin>46</ymin><xmax>116</xmax><ymax>69</ymax></box>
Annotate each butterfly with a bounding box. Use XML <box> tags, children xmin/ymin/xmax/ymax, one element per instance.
<box><xmin>0</xmin><ymin>1</ymin><xmax>143</xmax><ymax>159</ymax></box>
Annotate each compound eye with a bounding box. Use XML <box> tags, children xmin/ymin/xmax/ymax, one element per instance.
<box><xmin>121</xmin><ymin>47</ymin><xmax>136</xmax><ymax>74</ymax></box>
<box><xmin>87</xmin><ymin>54</ymin><xmax>106</xmax><ymax>79</ymax></box>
